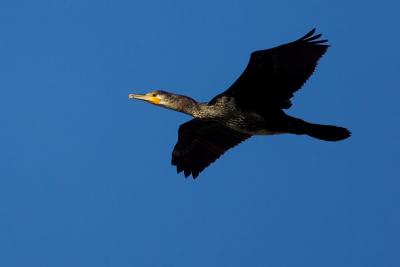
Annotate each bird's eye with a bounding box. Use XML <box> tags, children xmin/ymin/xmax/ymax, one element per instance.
<box><xmin>152</xmin><ymin>93</ymin><xmax>157</xmax><ymax>97</ymax></box>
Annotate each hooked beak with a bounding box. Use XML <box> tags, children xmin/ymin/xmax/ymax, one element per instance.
<box><xmin>128</xmin><ymin>93</ymin><xmax>161</xmax><ymax>105</ymax></box>
<box><xmin>128</xmin><ymin>93</ymin><xmax>148</xmax><ymax>100</ymax></box>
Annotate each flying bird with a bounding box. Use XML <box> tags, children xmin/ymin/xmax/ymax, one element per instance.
<box><xmin>129</xmin><ymin>29</ymin><xmax>351</xmax><ymax>178</ymax></box>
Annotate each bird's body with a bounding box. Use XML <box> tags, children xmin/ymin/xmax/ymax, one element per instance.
<box><xmin>129</xmin><ymin>29</ymin><xmax>351</xmax><ymax>178</ymax></box>
<box><xmin>193</xmin><ymin>96</ymin><xmax>281</xmax><ymax>135</ymax></box>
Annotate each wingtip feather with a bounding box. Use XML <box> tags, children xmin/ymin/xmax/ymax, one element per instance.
<box><xmin>298</xmin><ymin>28</ymin><xmax>328</xmax><ymax>45</ymax></box>
<box><xmin>300</xmin><ymin>28</ymin><xmax>316</xmax><ymax>40</ymax></box>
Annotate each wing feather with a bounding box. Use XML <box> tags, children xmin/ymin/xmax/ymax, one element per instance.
<box><xmin>212</xmin><ymin>29</ymin><xmax>329</xmax><ymax>111</ymax></box>
<box><xmin>171</xmin><ymin>119</ymin><xmax>251</xmax><ymax>178</ymax></box>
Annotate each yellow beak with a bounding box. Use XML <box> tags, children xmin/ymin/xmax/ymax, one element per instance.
<box><xmin>128</xmin><ymin>93</ymin><xmax>161</xmax><ymax>105</ymax></box>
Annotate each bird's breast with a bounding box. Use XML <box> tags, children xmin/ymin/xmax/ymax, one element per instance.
<box><xmin>195</xmin><ymin>98</ymin><xmax>283</xmax><ymax>135</ymax></box>
<box><xmin>221</xmin><ymin>112</ymin><xmax>279</xmax><ymax>135</ymax></box>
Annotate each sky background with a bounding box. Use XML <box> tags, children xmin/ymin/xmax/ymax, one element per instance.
<box><xmin>1</xmin><ymin>0</ymin><xmax>399</xmax><ymax>266</ymax></box>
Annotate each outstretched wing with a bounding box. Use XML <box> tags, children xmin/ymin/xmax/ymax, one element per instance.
<box><xmin>171</xmin><ymin>119</ymin><xmax>251</xmax><ymax>178</ymax></box>
<box><xmin>212</xmin><ymin>28</ymin><xmax>329</xmax><ymax>111</ymax></box>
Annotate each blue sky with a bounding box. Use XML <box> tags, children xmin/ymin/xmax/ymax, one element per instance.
<box><xmin>1</xmin><ymin>0</ymin><xmax>399</xmax><ymax>266</ymax></box>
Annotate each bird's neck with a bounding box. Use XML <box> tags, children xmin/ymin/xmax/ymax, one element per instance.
<box><xmin>161</xmin><ymin>93</ymin><xmax>215</xmax><ymax>118</ymax></box>
<box><xmin>173</xmin><ymin>97</ymin><xmax>204</xmax><ymax>117</ymax></box>
<box><xmin>173</xmin><ymin>95</ymin><xmax>234</xmax><ymax>119</ymax></box>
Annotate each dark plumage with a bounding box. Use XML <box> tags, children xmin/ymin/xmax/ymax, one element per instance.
<box><xmin>129</xmin><ymin>29</ymin><xmax>351</xmax><ymax>178</ymax></box>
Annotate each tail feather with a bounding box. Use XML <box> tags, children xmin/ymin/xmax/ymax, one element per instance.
<box><xmin>304</xmin><ymin>123</ymin><xmax>351</xmax><ymax>141</ymax></box>
<box><xmin>287</xmin><ymin>117</ymin><xmax>351</xmax><ymax>141</ymax></box>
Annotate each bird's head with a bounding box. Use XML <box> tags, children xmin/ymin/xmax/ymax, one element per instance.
<box><xmin>128</xmin><ymin>90</ymin><xmax>198</xmax><ymax>114</ymax></box>
<box><xmin>128</xmin><ymin>90</ymin><xmax>171</xmax><ymax>106</ymax></box>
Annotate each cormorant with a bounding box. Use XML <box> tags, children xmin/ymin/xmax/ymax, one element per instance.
<box><xmin>129</xmin><ymin>29</ymin><xmax>351</xmax><ymax>178</ymax></box>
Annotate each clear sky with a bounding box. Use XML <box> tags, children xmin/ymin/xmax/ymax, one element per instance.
<box><xmin>1</xmin><ymin>0</ymin><xmax>399</xmax><ymax>266</ymax></box>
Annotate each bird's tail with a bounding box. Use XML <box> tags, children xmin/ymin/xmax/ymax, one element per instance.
<box><xmin>287</xmin><ymin>117</ymin><xmax>351</xmax><ymax>141</ymax></box>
